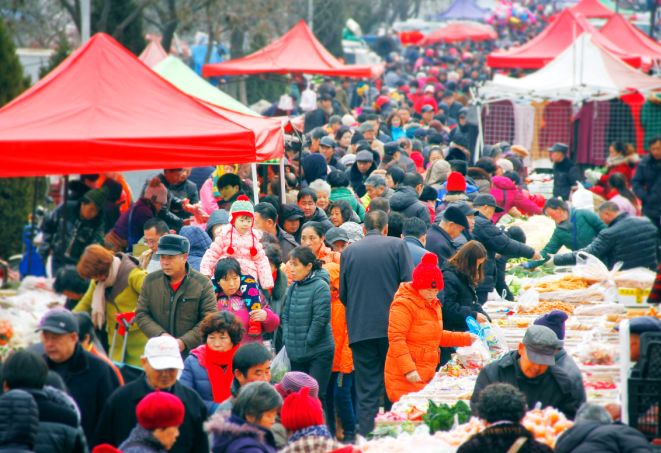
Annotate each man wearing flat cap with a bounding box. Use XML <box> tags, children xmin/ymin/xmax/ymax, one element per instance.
<box><xmin>549</xmin><ymin>143</ymin><xmax>583</xmax><ymax>201</ymax></box>
<box><xmin>471</xmin><ymin>325</ymin><xmax>585</xmax><ymax>420</ymax></box>
<box><xmin>136</xmin><ymin>234</ymin><xmax>216</xmax><ymax>355</ymax></box>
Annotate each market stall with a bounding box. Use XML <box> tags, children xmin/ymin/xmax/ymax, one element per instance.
<box><xmin>436</xmin><ymin>0</ymin><xmax>489</xmax><ymax>22</ymax></box>
<box><xmin>420</xmin><ymin>22</ymin><xmax>497</xmax><ymax>45</ymax></box>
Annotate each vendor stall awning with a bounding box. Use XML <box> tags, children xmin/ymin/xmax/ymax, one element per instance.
<box><xmin>202</xmin><ymin>20</ymin><xmax>381</xmax><ymax>78</ymax></box>
<box><xmin>0</xmin><ymin>33</ymin><xmax>283</xmax><ymax>177</ymax></box>
<box><xmin>139</xmin><ymin>38</ymin><xmax>168</xmax><ymax>67</ymax></box>
<box><xmin>421</xmin><ymin>22</ymin><xmax>497</xmax><ymax>45</ymax></box>
<box><xmin>487</xmin><ymin>9</ymin><xmax>642</xmax><ymax>69</ymax></box>
<box><xmin>569</xmin><ymin>0</ymin><xmax>615</xmax><ymax>19</ymax></box>
<box><xmin>436</xmin><ymin>0</ymin><xmax>489</xmax><ymax>21</ymax></box>
<box><xmin>600</xmin><ymin>14</ymin><xmax>661</xmax><ymax>64</ymax></box>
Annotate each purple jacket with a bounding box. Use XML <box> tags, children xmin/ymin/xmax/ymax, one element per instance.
<box><xmin>113</xmin><ymin>199</ymin><xmax>156</xmax><ymax>244</ymax></box>
<box><xmin>206</xmin><ymin>413</ymin><xmax>277</xmax><ymax>453</ymax></box>
<box><xmin>217</xmin><ymin>292</ymin><xmax>280</xmax><ymax>344</ymax></box>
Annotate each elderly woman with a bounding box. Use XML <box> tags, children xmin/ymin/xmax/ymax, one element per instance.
<box><xmin>206</xmin><ymin>381</ymin><xmax>282</xmax><ymax>453</ymax></box>
<box><xmin>308</xmin><ymin>179</ymin><xmax>332</xmax><ymax>213</ymax></box>
<box><xmin>74</xmin><ymin>244</ymin><xmax>148</xmax><ymax>369</ymax></box>
<box><xmin>328</xmin><ymin>200</ymin><xmax>354</xmax><ymax>228</ymax></box>
<box><xmin>181</xmin><ymin>311</ymin><xmax>245</xmax><ymax>415</ymax></box>
<box><xmin>327</xmin><ymin>170</ymin><xmax>365</xmax><ymax>222</ymax></box>
<box><xmin>385</xmin><ymin>253</ymin><xmax>475</xmax><ymax>403</ymax></box>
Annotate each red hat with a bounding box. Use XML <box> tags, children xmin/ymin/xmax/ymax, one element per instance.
<box><xmin>410</xmin><ymin>151</ymin><xmax>425</xmax><ymax>170</ymax></box>
<box><xmin>136</xmin><ymin>391</ymin><xmax>185</xmax><ymax>430</ymax></box>
<box><xmin>412</xmin><ymin>253</ymin><xmax>444</xmax><ymax>291</ymax></box>
<box><xmin>446</xmin><ymin>171</ymin><xmax>466</xmax><ymax>193</ymax></box>
<box><xmin>92</xmin><ymin>446</ymin><xmax>122</xmax><ymax>453</ymax></box>
<box><xmin>280</xmin><ymin>387</ymin><xmax>324</xmax><ymax>433</ymax></box>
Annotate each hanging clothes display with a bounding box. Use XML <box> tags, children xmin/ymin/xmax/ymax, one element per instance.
<box><xmin>539</xmin><ymin>100</ymin><xmax>573</xmax><ymax>155</ymax></box>
<box><xmin>513</xmin><ymin>102</ymin><xmax>535</xmax><ymax>151</ymax></box>
<box><xmin>620</xmin><ymin>92</ymin><xmax>645</xmax><ymax>154</ymax></box>
<box><xmin>641</xmin><ymin>94</ymin><xmax>661</xmax><ymax>151</ymax></box>
<box><xmin>606</xmin><ymin>98</ymin><xmax>636</xmax><ymax>149</ymax></box>
<box><xmin>530</xmin><ymin>100</ymin><xmax>550</xmax><ymax>159</ymax></box>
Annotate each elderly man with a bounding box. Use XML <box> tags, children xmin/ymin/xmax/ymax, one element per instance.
<box><xmin>346</xmin><ymin>150</ymin><xmax>377</xmax><ymax>198</ymax></box>
<box><xmin>554</xmin><ymin>202</ymin><xmax>659</xmax><ymax>270</ymax></box>
<box><xmin>471</xmin><ymin>325</ymin><xmax>585</xmax><ymax>420</ymax></box>
<box><xmin>135</xmin><ymin>234</ymin><xmax>216</xmax><ymax>354</ymax></box>
<box><xmin>139</xmin><ymin>218</ymin><xmax>170</xmax><ymax>273</ymax></box>
<box><xmin>425</xmin><ymin>206</ymin><xmax>470</xmax><ymax>266</ymax></box>
<box><xmin>93</xmin><ymin>336</ymin><xmax>208</xmax><ymax>452</ymax></box>
<box><xmin>549</xmin><ymin>143</ymin><xmax>583</xmax><ymax>200</ymax></box>
<box><xmin>319</xmin><ymin>136</ymin><xmax>345</xmax><ymax>171</ymax></box>
<box><xmin>38</xmin><ymin>309</ymin><xmax>119</xmax><ymax>441</ymax></box>
<box><xmin>362</xmin><ymin>174</ymin><xmax>393</xmax><ymax>209</ymax></box>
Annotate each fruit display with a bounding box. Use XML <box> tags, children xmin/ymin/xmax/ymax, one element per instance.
<box><xmin>521</xmin><ymin>407</ymin><xmax>573</xmax><ymax>447</ymax></box>
<box><xmin>0</xmin><ymin>319</ymin><xmax>13</xmax><ymax>346</ymax></box>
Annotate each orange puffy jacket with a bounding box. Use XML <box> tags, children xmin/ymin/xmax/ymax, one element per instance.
<box><xmin>385</xmin><ymin>282</ymin><xmax>471</xmax><ymax>403</ymax></box>
<box><xmin>325</xmin><ymin>262</ymin><xmax>353</xmax><ymax>374</ymax></box>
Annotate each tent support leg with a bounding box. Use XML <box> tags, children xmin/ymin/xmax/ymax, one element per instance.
<box><xmin>251</xmin><ymin>163</ymin><xmax>259</xmax><ymax>205</ymax></box>
<box><xmin>279</xmin><ymin>158</ymin><xmax>286</xmax><ymax>205</ymax></box>
<box><xmin>239</xmin><ymin>78</ymin><xmax>248</xmax><ymax>105</ymax></box>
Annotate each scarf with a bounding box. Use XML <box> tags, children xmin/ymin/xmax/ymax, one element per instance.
<box><xmin>193</xmin><ymin>343</ymin><xmax>240</xmax><ymax>403</ymax></box>
<box><xmin>91</xmin><ymin>256</ymin><xmax>121</xmax><ymax>329</ymax></box>
<box><xmin>288</xmin><ymin>425</ymin><xmax>332</xmax><ymax>443</ymax></box>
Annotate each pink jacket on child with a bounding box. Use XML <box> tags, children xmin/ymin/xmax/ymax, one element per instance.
<box><xmin>200</xmin><ymin>224</ymin><xmax>274</xmax><ymax>289</ymax></box>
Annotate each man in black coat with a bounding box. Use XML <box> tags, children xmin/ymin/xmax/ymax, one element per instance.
<box><xmin>158</xmin><ymin>168</ymin><xmax>200</xmax><ymax>220</ymax></box>
<box><xmin>425</xmin><ymin>206</ymin><xmax>470</xmax><ymax>266</ymax></box>
<box><xmin>549</xmin><ymin>143</ymin><xmax>583</xmax><ymax>200</ymax></box>
<box><xmin>402</xmin><ymin>217</ymin><xmax>428</xmax><ymax>266</ymax></box>
<box><xmin>93</xmin><ymin>336</ymin><xmax>208</xmax><ymax>453</ymax></box>
<box><xmin>346</xmin><ymin>150</ymin><xmax>377</xmax><ymax>198</ymax></box>
<box><xmin>632</xmin><ymin>137</ymin><xmax>661</xmax><ymax>239</ymax></box>
<box><xmin>303</xmin><ymin>93</ymin><xmax>333</xmax><ymax>133</ymax></box>
<box><xmin>472</xmin><ymin>194</ymin><xmax>538</xmax><ymax>304</ymax></box>
<box><xmin>297</xmin><ymin>188</ymin><xmax>333</xmax><ymax>233</ymax></box>
<box><xmin>38</xmin><ymin>309</ymin><xmax>120</xmax><ymax>442</ymax></box>
<box><xmin>340</xmin><ymin>210</ymin><xmax>413</xmax><ymax>436</ymax></box>
<box><xmin>554</xmin><ymin>202</ymin><xmax>659</xmax><ymax>271</ymax></box>
<box><xmin>555</xmin><ymin>403</ymin><xmax>651</xmax><ymax>453</ymax></box>
<box><xmin>471</xmin><ymin>325</ymin><xmax>585</xmax><ymax>420</ymax></box>
<box><xmin>389</xmin><ymin>173</ymin><xmax>431</xmax><ymax>226</ymax></box>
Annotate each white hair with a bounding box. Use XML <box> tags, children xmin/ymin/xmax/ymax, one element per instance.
<box><xmin>308</xmin><ymin>179</ymin><xmax>331</xmax><ymax>196</ymax></box>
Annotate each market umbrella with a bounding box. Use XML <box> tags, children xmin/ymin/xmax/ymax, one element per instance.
<box><xmin>421</xmin><ymin>22</ymin><xmax>497</xmax><ymax>45</ymax></box>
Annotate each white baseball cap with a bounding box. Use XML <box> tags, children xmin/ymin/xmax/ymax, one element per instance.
<box><xmin>143</xmin><ymin>336</ymin><xmax>184</xmax><ymax>370</ymax></box>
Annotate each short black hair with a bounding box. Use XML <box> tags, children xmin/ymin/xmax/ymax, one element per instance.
<box><xmin>264</xmin><ymin>244</ymin><xmax>283</xmax><ymax>269</ymax></box>
<box><xmin>365</xmin><ymin>210</ymin><xmax>388</xmax><ymax>231</ymax></box>
<box><xmin>2</xmin><ymin>350</ymin><xmax>48</xmax><ymax>390</ymax></box>
<box><xmin>403</xmin><ymin>217</ymin><xmax>427</xmax><ymax>239</ymax></box>
<box><xmin>297</xmin><ymin>188</ymin><xmax>317</xmax><ymax>203</ymax></box>
<box><xmin>388</xmin><ymin>212</ymin><xmax>406</xmax><ymax>238</ymax></box>
<box><xmin>217</xmin><ymin>173</ymin><xmax>241</xmax><ymax>190</ymax></box>
<box><xmin>215</xmin><ymin>257</ymin><xmax>242</xmax><ymax>281</ymax></box>
<box><xmin>255</xmin><ymin>202</ymin><xmax>278</xmax><ymax>223</ymax></box>
<box><xmin>419</xmin><ymin>185</ymin><xmax>438</xmax><ymax>203</ymax></box>
<box><xmin>259</xmin><ymin>195</ymin><xmax>281</xmax><ymax>214</ymax></box>
<box><xmin>543</xmin><ymin>197</ymin><xmax>568</xmax><ymax>213</ymax></box>
<box><xmin>386</xmin><ymin>167</ymin><xmax>406</xmax><ymax>186</ymax></box>
<box><xmin>503</xmin><ymin>170</ymin><xmax>521</xmax><ymax>186</ymax></box>
<box><xmin>475</xmin><ymin>157</ymin><xmax>497</xmax><ymax>175</ymax></box>
<box><xmin>143</xmin><ymin>217</ymin><xmax>169</xmax><ymax>234</ymax></box>
<box><xmin>311</xmin><ymin>128</ymin><xmax>327</xmax><ymax>140</ymax></box>
<box><xmin>369</xmin><ymin>197</ymin><xmax>390</xmax><ymax>213</ymax></box>
<box><xmin>477</xmin><ymin>383</ymin><xmax>527</xmax><ymax>423</ymax></box>
<box><xmin>401</xmin><ymin>172</ymin><xmax>423</xmax><ymax>188</ymax></box>
<box><xmin>506</xmin><ymin>226</ymin><xmax>526</xmax><ymax>244</ymax></box>
<box><xmin>232</xmin><ymin>343</ymin><xmax>273</xmax><ymax>376</ymax></box>
<box><xmin>327</xmin><ymin>170</ymin><xmax>349</xmax><ymax>188</ymax></box>
<box><xmin>329</xmin><ymin>200</ymin><xmax>353</xmax><ymax>223</ymax></box>
<box><xmin>53</xmin><ymin>265</ymin><xmax>90</xmax><ymax>295</ymax></box>
<box><xmin>74</xmin><ymin>312</ymin><xmax>95</xmax><ymax>344</ymax></box>
<box><xmin>301</xmin><ymin>221</ymin><xmax>326</xmax><ymax>239</ymax></box>
<box><xmin>649</xmin><ymin>136</ymin><xmax>661</xmax><ymax>147</ymax></box>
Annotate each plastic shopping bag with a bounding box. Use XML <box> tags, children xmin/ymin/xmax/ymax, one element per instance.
<box><xmin>270</xmin><ymin>346</ymin><xmax>290</xmax><ymax>383</ymax></box>
<box><xmin>571</xmin><ymin>182</ymin><xmax>595</xmax><ymax>211</ymax></box>
<box><xmin>455</xmin><ymin>341</ymin><xmax>491</xmax><ymax>369</ymax></box>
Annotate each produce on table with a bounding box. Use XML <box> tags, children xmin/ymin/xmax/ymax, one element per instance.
<box><xmin>521</xmin><ymin>407</ymin><xmax>573</xmax><ymax>447</ymax></box>
<box><xmin>436</xmin><ymin>417</ymin><xmax>487</xmax><ymax>448</ymax></box>
<box><xmin>531</xmin><ymin>275</ymin><xmax>593</xmax><ymax>292</ymax></box>
<box><xmin>360</xmin><ymin>431</ymin><xmax>453</xmax><ymax>452</ymax></box>
<box><xmin>518</xmin><ymin>300</ymin><xmax>575</xmax><ymax>315</ymax></box>
<box><xmin>506</xmin><ymin>215</ymin><xmax>557</xmax><ymax>251</ymax></box>
<box><xmin>584</xmin><ymin>380</ymin><xmax>617</xmax><ymax>390</ymax></box>
<box><xmin>423</xmin><ymin>400</ymin><xmax>471</xmax><ymax>434</ymax></box>
<box><xmin>0</xmin><ymin>319</ymin><xmax>13</xmax><ymax>346</ymax></box>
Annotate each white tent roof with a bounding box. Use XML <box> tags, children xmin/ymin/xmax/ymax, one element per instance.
<box><xmin>479</xmin><ymin>33</ymin><xmax>661</xmax><ymax>102</ymax></box>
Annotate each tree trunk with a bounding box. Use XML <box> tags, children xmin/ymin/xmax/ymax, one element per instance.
<box><xmin>160</xmin><ymin>0</ymin><xmax>178</xmax><ymax>52</ymax></box>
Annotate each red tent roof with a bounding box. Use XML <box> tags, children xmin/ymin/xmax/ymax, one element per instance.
<box><xmin>601</xmin><ymin>14</ymin><xmax>661</xmax><ymax>63</ymax></box>
<box><xmin>139</xmin><ymin>38</ymin><xmax>168</xmax><ymax>67</ymax></box>
<box><xmin>0</xmin><ymin>33</ymin><xmax>283</xmax><ymax>177</ymax></box>
<box><xmin>569</xmin><ymin>0</ymin><xmax>615</xmax><ymax>19</ymax></box>
<box><xmin>487</xmin><ymin>9</ymin><xmax>642</xmax><ymax>69</ymax></box>
<box><xmin>421</xmin><ymin>22</ymin><xmax>497</xmax><ymax>45</ymax></box>
<box><xmin>203</xmin><ymin>20</ymin><xmax>380</xmax><ymax>78</ymax></box>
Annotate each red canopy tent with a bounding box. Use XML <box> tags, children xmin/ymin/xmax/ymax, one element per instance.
<box><xmin>421</xmin><ymin>22</ymin><xmax>497</xmax><ymax>45</ymax></box>
<box><xmin>0</xmin><ymin>33</ymin><xmax>284</xmax><ymax>177</ymax></box>
<box><xmin>487</xmin><ymin>9</ymin><xmax>642</xmax><ymax>69</ymax></box>
<box><xmin>601</xmin><ymin>14</ymin><xmax>661</xmax><ymax>64</ymax></box>
<box><xmin>569</xmin><ymin>0</ymin><xmax>615</xmax><ymax>19</ymax></box>
<box><xmin>203</xmin><ymin>20</ymin><xmax>381</xmax><ymax>78</ymax></box>
<box><xmin>139</xmin><ymin>38</ymin><xmax>168</xmax><ymax>67</ymax></box>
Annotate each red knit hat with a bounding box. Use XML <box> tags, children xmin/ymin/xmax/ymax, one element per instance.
<box><xmin>412</xmin><ymin>253</ymin><xmax>444</xmax><ymax>291</ymax></box>
<box><xmin>227</xmin><ymin>195</ymin><xmax>257</xmax><ymax>256</ymax></box>
<box><xmin>92</xmin><ymin>445</ymin><xmax>122</xmax><ymax>453</ymax></box>
<box><xmin>280</xmin><ymin>387</ymin><xmax>324</xmax><ymax>432</ymax></box>
<box><xmin>136</xmin><ymin>391</ymin><xmax>185</xmax><ymax>430</ymax></box>
<box><xmin>446</xmin><ymin>171</ymin><xmax>466</xmax><ymax>193</ymax></box>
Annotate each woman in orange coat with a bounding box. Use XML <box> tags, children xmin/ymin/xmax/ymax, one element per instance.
<box><xmin>385</xmin><ymin>252</ymin><xmax>476</xmax><ymax>403</ymax></box>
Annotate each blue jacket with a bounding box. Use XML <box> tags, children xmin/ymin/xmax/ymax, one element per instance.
<box><xmin>179</xmin><ymin>226</ymin><xmax>212</xmax><ymax>271</ymax></box>
<box><xmin>403</xmin><ymin>237</ymin><xmax>427</xmax><ymax>267</ymax></box>
<box><xmin>180</xmin><ymin>353</ymin><xmax>219</xmax><ymax>416</ymax></box>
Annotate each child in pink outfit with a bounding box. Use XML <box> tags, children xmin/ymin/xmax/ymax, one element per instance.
<box><xmin>200</xmin><ymin>195</ymin><xmax>274</xmax><ymax>291</ymax></box>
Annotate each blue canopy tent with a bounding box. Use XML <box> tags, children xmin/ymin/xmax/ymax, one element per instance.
<box><xmin>437</xmin><ymin>0</ymin><xmax>489</xmax><ymax>21</ymax></box>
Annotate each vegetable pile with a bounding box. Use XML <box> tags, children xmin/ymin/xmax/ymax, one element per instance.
<box><xmin>423</xmin><ymin>400</ymin><xmax>471</xmax><ymax>433</ymax></box>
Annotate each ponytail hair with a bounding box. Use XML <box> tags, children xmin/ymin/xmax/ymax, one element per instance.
<box><xmin>608</xmin><ymin>173</ymin><xmax>638</xmax><ymax>208</ymax></box>
<box><xmin>288</xmin><ymin>246</ymin><xmax>323</xmax><ymax>271</ymax></box>
<box><xmin>610</xmin><ymin>141</ymin><xmax>636</xmax><ymax>157</ymax></box>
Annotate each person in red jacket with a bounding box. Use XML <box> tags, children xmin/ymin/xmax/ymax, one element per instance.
<box><xmin>590</xmin><ymin>142</ymin><xmax>640</xmax><ymax>199</ymax></box>
<box><xmin>490</xmin><ymin>172</ymin><xmax>542</xmax><ymax>223</ymax></box>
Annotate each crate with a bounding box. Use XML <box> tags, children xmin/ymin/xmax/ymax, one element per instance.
<box><xmin>628</xmin><ymin>378</ymin><xmax>661</xmax><ymax>440</ymax></box>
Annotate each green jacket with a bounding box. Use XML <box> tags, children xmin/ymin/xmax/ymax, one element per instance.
<box><xmin>74</xmin><ymin>255</ymin><xmax>147</xmax><ymax>368</ymax></box>
<box><xmin>330</xmin><ymin>187</ymin><xmax>365</xmax><ymax>222</ymax></box>
<box><xmin>135</xmin><ymin>264</ymin><xmax>217</xmax><ymax>353</ymax></box>
<box><xmin>541</xmin><ymin>209</ymin><xmax>606</xmax><ymax>259</ymax></box>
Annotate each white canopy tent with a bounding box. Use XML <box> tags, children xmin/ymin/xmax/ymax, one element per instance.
<box><xmin>479</xmin><ymin>33</ymin><xmax>661</xmax><ymax>103</ymax></box>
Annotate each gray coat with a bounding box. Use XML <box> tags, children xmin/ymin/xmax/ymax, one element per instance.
<box><xmin>282</xmin><ymin>269</ymin><xmax>334</xmax><ymax>361</ymax></box>
<box><xmin>340</xmin><ymin>232</ymin><xmax>413</xmax><ymax>344</ymax></box>
<box><xmin>389</xmin><ymin>186</ymin><xmax>431</xmax><ymax>226</ymax></box>
<box><xmin>554</xmin><ymin>213</ymin><xmax>659</xmax><ymax>270</ymax></box>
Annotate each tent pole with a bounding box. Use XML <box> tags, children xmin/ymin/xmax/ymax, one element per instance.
<box><xmin>251</xmin><ymin>163</ymin><xmax>259</xmax><ymax>205</ymax></box>
<box><xmin>239</xmin><ymin>77</ymin><xmax>248</xmax><ymax>105</ymax></box>
<box><xmin>476</xmin><ymin>103</ymin><xmax>484</xmax><ymax>163</ymax></box>
<box><xmin>28</xmin><ymin>177</ymin><xmax>39</xmax><ymax>275</ymax></box>
<box><xmin>279</xmin><ymin>158</ymin><xmax>286</xmax><ymax>205</ymax></box>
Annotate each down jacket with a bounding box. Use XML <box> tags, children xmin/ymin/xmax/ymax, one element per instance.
<box><xmin>390</xmin><ymin>186</ymin><xmax>431</xmax><ymax>226</ymax></box>
<box><xmin>539</xmin><ymin>209</ymin><xmax>606</xmax><ymax>260</ymax></box>
<box><xmin>632</xmin><ymin>154</ymin><xmax>661</xmax><ymax>219</ymax></box>
<box><xmin>200</xmin><ymin>224</ymin><xmax>274</xmax><ymax>290</ymax></box>
<box><xmin>385</xmin><ymin>282</ymin><xmax>472</xmax><ymax>403</ymax></box>
<box><xmin>554</xmin><ymin>213</ymin><xmax>659</xmax><ymax>270</ymax></box>
<box><xmin>281</xmin><ymin>268</ymin><xmax>334</xmax><ymax>362</ymax></box>
<box><xmin>326</xmin><ymin>263</ymin><xmax>353</xmax><ymax>374</ymax></box>
<box><xmin>472</xmin><ymin>213</ymin><xmax>535</xmax><ymax>295</ymax></box>
<box><xmin>553</xmin><ymin>157</ymin><xmax>583</xmax><ymax>200</ymax></box>
<box><xmin>440</xmin><ymin>263</ymin><xmax>486</xmax><ymax>332</ymax></box>
<box><xmin>119</xmin><ymin>426</ymin><xmax>168</xmax><ymax>453</ymax></box>
<box><xmin>0</xmin><ymin>389</ymin><xmax>39</xmax><ymax>452</ymax></box>
<box><xmin>555</xmin><ymin>421</ymin><xmax>652</xmax><ymax>453</ymax></box>
<box><xmin>490</xmin><ymin>176</ymin><xmax>542</xmax><ymax>223</ymax></box>
<box><xmin>206</xmin><ymin>413</ymin><xmax>277</xmax><ymax>453</ymax></box>
<box><xmin>329</xmin><ymin>187</ymin><xmax>365</xmax><ymax>222</ymax></box>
